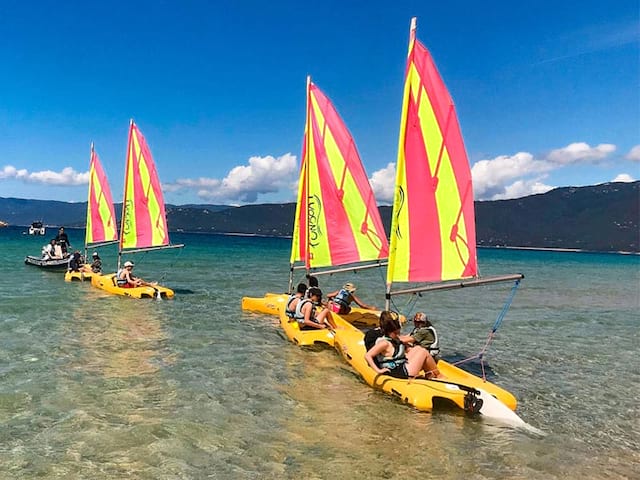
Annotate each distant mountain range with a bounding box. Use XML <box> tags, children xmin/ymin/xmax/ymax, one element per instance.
<box><xmin>1</xmin><ymin>181</ymin><xmax>637</xmax><ymax>252</ymax></box>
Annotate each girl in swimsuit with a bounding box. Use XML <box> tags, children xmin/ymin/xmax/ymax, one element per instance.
<box><xmin>365</xmin><ymin>311</ymin><xmax>444</xmax><ymax>379</ymax></box>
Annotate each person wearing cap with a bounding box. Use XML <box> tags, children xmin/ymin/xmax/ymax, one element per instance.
<box><xmin>327</xmin><ymin>282</ymin><xmax>375</xmax><ymax>315</ymax></box>
<box><xmin>117</xmin><ymin>260</ymin><xmax>156</xmax><ymax>288</ymax></box>
<box><xmin>81</xmin><ymin>251</ymin><xmax>103</xmax><ymax>274</ymax></box>
<box><xmin>89</xmin><ymin>251</ymin><xmax>103</xmax><ymax>273</ymax></box>
<box><xmin>408</xmin><ymin>312</ymin><xmax>440</xmax><ymax>360</ymax></box>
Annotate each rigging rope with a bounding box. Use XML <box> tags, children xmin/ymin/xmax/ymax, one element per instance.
<box><xmin>153</xmin><ymin>246</ymin><xmax>184</xmax><ymax>284</ymax></box>
<box><xmin>451</xmin><ymin>279</ymin><xmax>521</xmax><ymax>381</ymax></box>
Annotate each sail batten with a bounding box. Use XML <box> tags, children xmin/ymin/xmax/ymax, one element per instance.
<box><xmin>291</xmin><ymin>79</ymin><xmax>389</xmax><ymax>271</ymax></box>
<box><xmin>387</xmin><ymin>19</ymin><xmax>477</xmax><ymax>286</ymax></box>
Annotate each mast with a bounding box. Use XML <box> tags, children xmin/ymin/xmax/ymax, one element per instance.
<box><xmin>288</xmin><ymin>76</ymin><xmax>312</xmax><ymax>294</ymax></box>
<box><xmin>84</xmin><ymin>142</ymin><xmax>93</xmax><ymax>263</ymax></box>
<box><xmin>386</xmin><ymin>17</ymin><xmax>417</xmax><ymax>311</ymax></box>
<box><xmin>304</xmin><ymin>75</ymin><xmax>312</xmax><ymax>283</ymax></box>
<box><xmin>117</xmin><ymin>119</ymin><xmax>134</xmax><ymax>271</ymax></box>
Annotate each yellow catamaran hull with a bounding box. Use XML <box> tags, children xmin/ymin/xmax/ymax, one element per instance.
<box><xmin>91</xmin><ymin>273</ymin><xmax>174</xmax><ymax>299</ymax></box>
<box><xmin>278</xmin><ymin>304</ymin><xmax>335</xmax><ymax>347</ymax></box>
<box><xmin>331</xmin><ymin>313</ymin><xmax>517</xmax><ymax>413</ymax></box>
<box><xmin>64</xmin><ymin>266</ymin><xmax>96</xmax><ymax>282</ymax></box>
<box><xmin>243</xmin><ymin>293</ymin><xmax>402</xmax><ymax>327</ymax></box>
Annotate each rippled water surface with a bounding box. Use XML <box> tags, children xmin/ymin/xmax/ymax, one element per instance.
<box><xmin>1</xmin><ymin>227</ymin><xmax>638</xmax><ymax>479</ymax></box>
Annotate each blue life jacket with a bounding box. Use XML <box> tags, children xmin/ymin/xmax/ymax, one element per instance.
<box><xmin>332</xmin><ymin>288</ymin><xmax>351</xmax><ymax>308</ymax></box>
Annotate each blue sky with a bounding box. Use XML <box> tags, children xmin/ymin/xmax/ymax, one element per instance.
<box><xmin>0</xmin><ymin>0</ymin><xmax>638</xmax><ymax>205</ymax></box>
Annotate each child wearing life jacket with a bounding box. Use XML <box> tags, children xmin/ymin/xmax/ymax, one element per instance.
<box><xmin>327</xmin><ymin>282</ymin><xmax>375</xmax><ymax>314</ymax></box>
<box><xmin>409</xmin><ymin>312</ymin><xmax>440</xmax><ymax>361</ymax></box>
<box><xmin>295</xmin><ymin>287</ymin><xmax>332</xmax><ymax>329</ymax></box>
<box><xmin>285</xmin><ymin>283</ymin><xmax>307</xmax><ymax>319</ymax></box>
<box><xmin>365</xmin><ymin>310</ymin><xmax>444</xmax><ymax>379</ymax></box>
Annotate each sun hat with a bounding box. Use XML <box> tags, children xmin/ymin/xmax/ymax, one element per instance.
<box><xmin>343</xmin><ymin>282</ymin><xmax>356</xmax><ymax>293</ymax></box>
<box><xmin>124</xmin><ymin>261</ymin><xmax>134</xmax><ymax>267</ymax></box>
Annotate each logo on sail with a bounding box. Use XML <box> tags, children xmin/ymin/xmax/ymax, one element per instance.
<box><xmin>307</xmin><ymin>194</ymin><xmax>323</xmax><ymax>248</ymax></box>
<box><xmin>122</xmin><ymin>199</ymin><xmax>134</xmax><ymax>238</ymax></box>
<box><xmin>393</xmin><ymin>186</ymin><xmax>406</xmax><ymax>239</ymax></box>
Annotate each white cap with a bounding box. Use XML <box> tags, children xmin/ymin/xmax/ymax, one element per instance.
<box><xmin>123</xmin><ymin>261</ymin><xmax>134</xmax><ymax>267</ymax></box>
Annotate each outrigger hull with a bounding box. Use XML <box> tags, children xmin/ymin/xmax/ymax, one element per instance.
<box><xmin>243</xmin><ymin>293</ymin><xmax>401</xmax><ymax>327</ymax></box>
<box><xmin>90</xmin><ymin>273</ymin><xmax>174</xmax><ymax>299</ymax></box>
<box><xmin>65</xmin><ymin>267</ymin><xmax>96</xmax><ymax>282</ymax></box>
<box><xmin>242</xmin><ymin>293</ymin><xmax>287</xmax><ymax>315</ymax></box>
<box><xmin>278</xmin><ymin>303</ymin><xmax>335</xmax><ymax>347</ymax></box>
<box><xmin>331</xmin><ymin>313</ymin><xmax>517</xmax><ymax>414</ymax></box>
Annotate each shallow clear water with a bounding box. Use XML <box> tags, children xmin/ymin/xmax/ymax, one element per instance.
<box><xmin>0</xmin><ymin>227</ymin><xmax>638</xmax><ymax>479</ymax></box>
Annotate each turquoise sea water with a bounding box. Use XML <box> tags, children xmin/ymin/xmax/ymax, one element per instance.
<box><xmin>0</xmin><ymin>226</ymin><xmax>638</xmax><ymax>479</ymax></box>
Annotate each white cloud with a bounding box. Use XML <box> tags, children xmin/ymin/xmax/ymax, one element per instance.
<box><xmin>0</xmin><ymin>165</ymin><xmax>28</xmax><ymax>179</ymax></box>
<box><xmin>625</xmin><ymin>145</ymin><xmax>640</xmax><ymax>162</ymax></box>
<box><xmin>0</xmin><ymin>165</ymin><xmax>88</xmax><ymax>185</ymax></box>
<box><xmin>491</xmin><ymin>179</ymin><xmax>555</xmax><ymax>200</ymax></box>
<box><xmin>546</xmin><ymin>142</ymin><xmax>616</xmax><ymax>165</ymax></box>
<box><xmin>612</xmin><ymin>173</ymin><xmax>635</xmax><ymax>183</ymax></box>
<box><xmin>164</xmin><ymin>153</ymin><xmax>298</xmax><ymax>203</ymax></box>
<box><xmin>369</xmin><ymin>162</ymin><xmax>396</xmax><ymax>204</ymax></box>
<box><xmin>471</xmin><ymin>151</ymin><xmax>552</xmax><ymax>199</ymax></box>
<box><xmin>470</xmin><ymin>142</ymin><xmax>618</xmax><ymax>200</ymax></box>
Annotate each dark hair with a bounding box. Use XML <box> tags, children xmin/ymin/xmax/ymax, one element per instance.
<box><xmin>307</xmin><ymin>275</ymin><xmax>319</xmax><ymax>288</ymax></box>
<box><xmin>296</xmin><ymin>283</ymin><xmax>307</xmax><ymax>294</ymax></box>
<box><xmin>308</xmin><ymin>287</ymin><xmax>322</xmax><ymax>299</ymax></box>
<box><xmin>380</xmin><ymin>312</ymin><xmax>401</xmax><ymax>335</ymax></box>
<box><xmin>379</xmin><ymin>310</ymin><xmax>399</xmax><ymax>326</ymax></box>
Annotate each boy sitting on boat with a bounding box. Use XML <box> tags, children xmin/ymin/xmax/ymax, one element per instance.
<box><xmin>81</xmin><ymin>251</ymin><xmax>102</xmax><ymax>273</ymax></box>
<box><xmin>117</xmin><ymin>261</ymin><xmax>157</xmax><ymax>288</ymax></box>
<box><xmin>409</xmin><ymin>312</ymin><xmax>440</xmax><ymax>361</ymax></box>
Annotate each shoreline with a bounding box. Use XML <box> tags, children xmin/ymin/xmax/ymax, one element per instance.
<box><xmin>5</xmin><ymin>225</ymin><xmax>637</xmax><ymax>255</ymax></box>
<box><xmin>477</xmin><ymin>245</ymin><xmax>639</xmax><ymax>256</ymax></box>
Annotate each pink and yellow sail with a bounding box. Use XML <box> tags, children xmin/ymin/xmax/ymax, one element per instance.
<box><xmin>387</xmin><ymin>18</ymin><xmax>478</xmax><ymax>285</ymax></box>
<box><xmin>85</xmin><ymin>144</ymin><xmax>118</xmax><ymax>247</ymax></box>
<box><xmin>120</xmin><ymin>121</ymin><xmax>170</xmax><ymax>251</ymax></box>
<box><xmin>291</xmin><ymin>78</ymin><xmax>388</xmax><ymax>270</ymax></box>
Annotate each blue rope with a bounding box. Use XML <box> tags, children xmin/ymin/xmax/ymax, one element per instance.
<box><xmin>452</xmin><ymin>279</ymin><xmax>522</xmax><ymax>377</ymax></box>
<box><xmin>491</xmin><ymin>278</ymin><xmax>521</xmax><ymax>333</ymax></box>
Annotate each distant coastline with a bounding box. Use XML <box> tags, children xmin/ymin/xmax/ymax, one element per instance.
<box><xmin>478</xmin><ymin>245</ymin><xmax>640</xmax><ymax>256</ymax></box>
<box><xmin>5</xmin><ymin>225</ymin><xmax>637</xmax><ymax>256</ymax></box>
<box><xmin>1</xmin><ymin>181</ymin><xmax>638</xmax><ymax>253</ymax></box>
